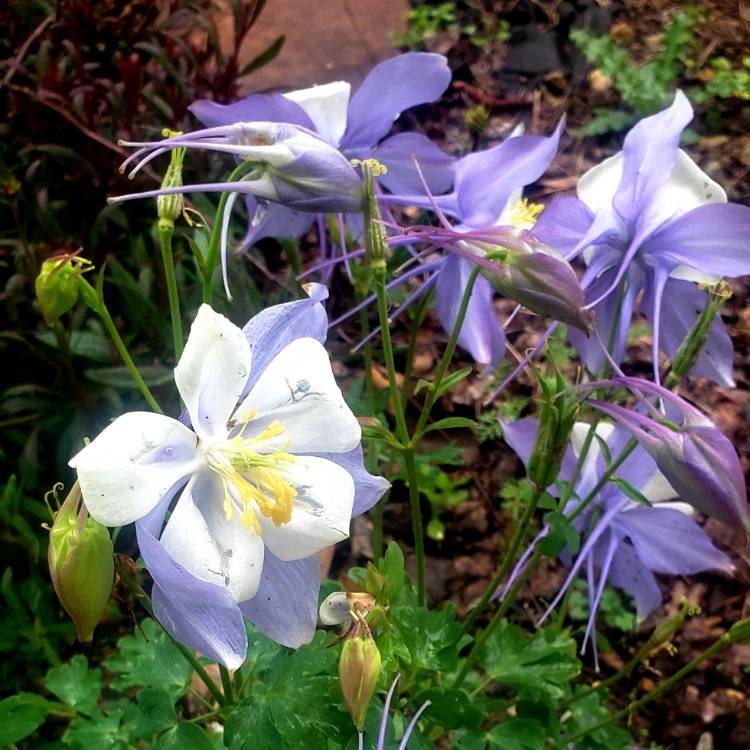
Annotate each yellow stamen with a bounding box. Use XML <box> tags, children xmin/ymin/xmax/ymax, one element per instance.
<box><xmin>206</xmin><ymin>418</ymin><xmax>298</xmax><ymax>530</ymax></box>
<box><xmin>510</xmin><ymin>198</ymin><xmax>544</xmax><ymax>230</ymax></box>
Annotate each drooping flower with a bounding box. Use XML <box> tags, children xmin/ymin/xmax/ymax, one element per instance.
<box><xmin>70</xmin><ymin>286</ymin><xmax>389</xmax><ymax>667</ymax></box>
<box><xmin>189</xmin><ymin>52</ymin><xmax>453</xmax><ymax>247</ymax></box>
<box><xmin>534</xmin><ymin>90</ymin><xmax>750</xmax><ymax>384</ymax></box>
<box><xmin>500</xmin><ymin>417</ymin><xmax>732</xmax><ymax>666</ymax></box>
<box><xmin>377</xmin><ymin>121</ymin><xmax>565</xmax><ymax>366</ymax></box>
<box><xmin>584</xmin><ymin>376</ymin><xmax>750</xmax><ymax>533</ymax></box>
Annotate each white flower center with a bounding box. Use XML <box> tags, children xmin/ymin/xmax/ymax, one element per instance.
<box><xmin>201</xmin><ymin>415</ymin><xmax>297</xmax><ymax>533</ymax></box>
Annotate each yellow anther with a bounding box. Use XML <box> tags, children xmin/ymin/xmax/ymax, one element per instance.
<box><xmin>350</xmin><ymin>158</ymin><xmax>388</xmax><ymax>176</ymax></box>
<box><xmin>510</xmin><ymin>198</ymin><xmax>544</xmax><ymax>230</ymax></box>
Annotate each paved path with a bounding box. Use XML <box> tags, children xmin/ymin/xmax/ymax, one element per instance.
<box><xmin>228</xmin><ymin>0</ymin><xmax>409</xmax><ymax>94</ymax></box>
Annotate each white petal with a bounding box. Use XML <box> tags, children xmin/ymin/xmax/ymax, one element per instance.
<box><xmin>646</xmin><ymin>149</ymin><xmax>726</xmax><ymax>232</ymax></box>
<box><xmin>235</xmin><ymin>337</ymin><xmax>361</xmax><ymax>454</ymax></box>
<box><xmin>175</xmin><ymin>305</ymin><xmax>252</xmax><ymax>441</ymax></box>
<box><xmin>283</xmin><ymin>81</ymin><xmax>351</xmax><ymax>146</ymax></box>
<box><xmin>69</xmin><ymin>412</ymin><xmax>201</xmax><ymax>526</ymax></box>
<box><xmin>495</xmin><ymin>187</ymin><xmax>523</xmax><ymax>226</ymax></box>
<box><xmin>319</xmin><ymin>591</ymin><xmax>351</xmax><ymax>625</ymax></box>
<box><xmin>641</xmin><ymin>472</ymin><xmax>679</xmax><ymax>504</ymax></box>
<box><xmin>577</xmin><ymin>152</ymin><xmax>624</xmax><ymax>216</ymax></box>
<box><xmin>161</xmin><ymin>474</ymin><xmax>264</xmax><ymax>603</ymax></box>
<box><xmin>258</xmin><ymin>456</ymin><xmax>354</xmax><ymax>561</ymax></box>
<box><xmin>669</xmin><ymin>266</ymin><xmax>719</xmax><ymax>285</ymax></box>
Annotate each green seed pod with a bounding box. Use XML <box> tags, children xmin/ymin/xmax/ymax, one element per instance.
<box><xmin>48</xmin><ymin>481</ymin><xmax>114</xmax><ymax>642</ymax></box>
<box><xmin>339</xmin><ymin>631</ymin><xmax>381</xmax><ymax>730</ymax></box>
<box><xmin>157</xmin><ymin>136</ymin><xmax>186</xmax><ymax>232</ymax></box>
<box><xmin>35</xmin><ymin>257</ymin><xmax>84</xmax><ymax>326</ymax></box>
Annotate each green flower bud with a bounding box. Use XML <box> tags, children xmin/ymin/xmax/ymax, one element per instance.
<box><xmin>157</xmin><ymin>132</ymin><xmax>186</xmax><ymax>232</ymax></box>
<box><xmin>728</xmin><ymin>618</ymin><xmax>750</xmax><ymax>645</ymax></box>
<box><xmin>359</xmin><ymin>158</ymin><xmax>389</xmax><ymax>277</ymax></box>
<box><xmin>528</xmin><ymin>370</ymin><xmax>579</xmax><ymax>490</ymax></box>
<box><xmin>48</xmin><ymin>481</ymin><xmax>114</xmax><ymax>641</ymax></box>
<box><xmin>339</xmin><ymin>631</ymin><xmax>381</xmax><ymax>730</ymax></box>
<box><xmin>35</xmin><ymin>256</ymin><xmax>90</xmax><ymax>326</ymax></box>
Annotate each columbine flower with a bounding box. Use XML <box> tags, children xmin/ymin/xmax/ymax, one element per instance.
<box><xmin>500</xmin><ymin>417</ymin><xmax>732</xmax><ymax>667</ymax></box>
<box><xmin>378</xmin><ymin>121</ymin><xmax>564</xmax><ymax>367</ymax></box>
<box><xmin>585</xmin><ymin>376</ymin><xmax>750</xmax><ymax>533</ymax></box>
<box><xmin>189</xmin><ymin>52</ymin><xmax>453</xmax><ymax>246</ymax></box>
<box><xmin>534</xmin><ymin>91</ymin><xmax>750</xmax><ymax>384</ymax></box>
<box><xmin>69</xmin><ymin>287</ymin><xmax>389</xmax><ymax>667</ymax></box>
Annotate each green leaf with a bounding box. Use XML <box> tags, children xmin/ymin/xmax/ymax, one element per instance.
<box><xmin>154</xmin><ymin>722</ymin><xmax>214</xmax><ymax>750</ymax></box>
<box><xmin>435</xmin><ymin>367</ymin><xmax>473</xmax><ymax>396</ymax></box>
<box><xmin>610</xmin><ymin>477</ymin><xmax>653</xmax><ymax>507</ymax></box>
<box><xmin>223</xmin><ymin>633</ymin><xmax>346</xmax><ymax>750</ymax></box>
<box><xmin>0</xmin><ymin>693</ymin><xmax>54</xmax><ymax>746</ymax></box>
<box><xmin>45</xmin><ymin>655</ymin><xmax>102</xmax><ymax>716</ymax></box>
<box><xmin>560</xmin><ymin>688</ymin><xmax>632</xmax><ymax>749</ymax></box>
<box><xmin>104</xmin><ymin>619</ymin><xmax>193</xmax><ymax>700</ymax></box>
<box><xmin>537</xmin><ymin>512</ymin><xmax>580</xmax><ymax>557</ymax></box>
<box><xmin>487</xmin><ymin>718</ymin><xmax>546</xmax><ymax>749</ymax></box>
<box><xmin>62</xmin><ymin>708</ymin><xmax>130</xmax><ymax>749</ymax></box>
<box><xmin>392</xmin><ymin>603</ymin><xmax>464</xmax><ymax>672</ymax></box>
<box><xmin>378</xmin><ymin>542</ymin><xmax>406</xmax><ymax>602</ymax></box>
<box><xmin>84</xmin><ymin>365</ymin><xmax>174</xmax><ymax>388</ymax></box>
<box><xmin>424</xmin><ymin>417</ymin><xmax>477</xmax><ymax>434</ymax></box>
<box><xmin>419</xmin><ymin>687</ymin><xmax>482</xmax><ymax>730</ymax></box>
<box><xmin>478</xmin><ymin>621</ymin><xmax>580</xmax><ymax>700</ymax></box>
<box><xmin>239</xmin><ymin>36</ymin><xmax>285</xmax><ymax>77</ymax></box>
<box><xmin>135</xmin><ymin>688</ymin><xmax>177</xmax><ymax>737</ymax></box>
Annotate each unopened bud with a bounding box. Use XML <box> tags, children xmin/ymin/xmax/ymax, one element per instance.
<box><xmin>528</xmin><ymin>370</ymin><xmax>578</xmax><ymax>489</ymax></box>
<box><xmin>665</xmin><ymin>280</ymin><xmax>732</xmax><ymax>387</ymax></box>
<box><xmin>339</xmin><ymin>632</ymin><xmax>381</xmax><ymax>730</ymax></box>
<box><xmin>48</xmin><ymin>481</ymin><xmax>114</xmax><ymax>641</ymax></box>
<box><xmin>487</xmin><ymin>242</ymin><xmax>592</xmax><ymax>332</ymax></box>
<box><xmin>360</xmin><ymin>159</ymin><xmax>389</xmax><ymax>277</ymax></box>
<box><xmin>728</xmin><ymin>618</ymin><xmax>750</xmax><ymax>644</ymax></box>
<box><xmin>157</xmin><ymin>131</ymin><xmax>186</xmax><ymax>232</ymax></box>
<box><xmin>649</xmin><ymin>598</ymin><xmax>691</xmax><ymax>648</ymax></box>
<box><xmin>35</xmin><ymin>255</ymin><xmax>91</xmax><ymax>326</ymax></box>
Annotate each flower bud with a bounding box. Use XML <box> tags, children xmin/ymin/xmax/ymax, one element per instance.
<box><xmin>157</xmin><ymin>131</ymin><xmax>185</xmax><ymax>232</ymax></box>
<box><xmin>489</xmin><ymin>242</ymin><xmax>592</xmax><ymax>332</ymax></box>
<box><xmin>339</xmin><ymin>631</ymin><xmax>381</xmax><ymax>730</ymax></box>
<box><xmin>48</xmin><ymin>481</ymin><xmax>114</xmax><ymax>641</ymax></box>
<box><xmin>728</xmin><ymin>618</ymin><xmax>750</xmax><ymax>644</ymax></box>
<box><xmin>35</xmin><ymin>256</ymin><xmax>90</xmax><ymax>326</ymax></box>
<box><xmin>587</xmin><ymin>377</ymin><xmax>750</xmax><ymax>534</ymax></box>
<box><xmin>528</xmin><ymin>370</ymin><xmax>579</xmax><ymax>489</ymax></box>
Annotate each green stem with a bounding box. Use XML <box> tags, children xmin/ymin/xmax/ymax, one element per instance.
<box><xmin>400</xmin><ymin>293</ymin><xmax>430</xmax><ymax>410</ymax></box>
<box><xmin>114</xmin><ymin>558</ymin><xmax>225</xmax><ymax>706</ymax></box>
<box><xmin>461</xmin><ymin>482</ymin><xmax>546</xmax><ymax>637</ymax></box>
<box><xmin>454</xmin><ymin>546</ymin><xmax>543</xmax><ymax>688</ymax></box>
<box><xmin>202</xmin><ymin>161</ymin><xmax>256</xmax><ymax>304</ymax></box>
<box><xmin>80</xmin><ymin>279</ymin><xmax>162</xmax><ymax>413</ymax></box>
<box><xmin>219</xmin><ymin>664</ymin><xmax>234</xmax><ymax>704</ymax></box>
<box><xmin>413</xmin><ymin>267</ymin><xmax>480</xmax><ymax>442</ymax></box>
<box><xmin>563</xmin><ymin>631</ymin><xmax>734</xmax><ymax>743</ymax></box>
<box><xmin>159</xmin><ymin>226</ymin><xmax>184</xmax><ymax>359</ymax></box>
<box><xmin>403</xmin><ymin>446</ymin><xmax>426</xmax><ymax>606</ymax></box>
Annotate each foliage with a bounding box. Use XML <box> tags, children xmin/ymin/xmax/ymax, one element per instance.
<box><xmin>571</xmin><ymin>5</ymin><xmax>750</xmax><ymax>135</ymax></box>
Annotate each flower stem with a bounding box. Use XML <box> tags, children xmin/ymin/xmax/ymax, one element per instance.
<box><xmin>202</xmin><ymin>161</ymin><xmax>256</xmax><ymax>304</ymax></box>
<box><xmin>413</xmin><ymin>267</ymin><xmax>480</xmax><ymax>442</ymax></box>
<box><xmin>563</xmin><ymin>629</ymin><xmax>736</xmax><ymax>743</ymax></box>
<box><xmin>114</xmin><ymin>557</ymin><xmax>225</xmax><ymax>706</ymax></box>
<box><xmin>79</xmin><ymin>278</ymin><xmax>162</xmax><ymax>414</ymax></box>
<box><xmin>453</xmin><ymin>547</ymin><xmax>543</xmax><ymax>689</ymax></box>
<box><xmin>460</xmin><ymin>481</ymin><xmax>546</xmax><ymax>637</ymax></box>
<box><xmin>159</xmin><ymin>227</ymin><xmax>184</xmax><ymax>359</ymax></box>
<box><xmin>219</xmin><ymin>664</ymin><xmax>234</xmax><ymax>704</ymax></box>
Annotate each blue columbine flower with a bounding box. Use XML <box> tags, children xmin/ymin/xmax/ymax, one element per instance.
<box><xmin>500</xmin><ymin>417</ymin><xmax>732</xmax><ymax>667</ymax></box>
<box><xmin>69</xmin><ymin>285</ymin><xmax>389</xmax><ymax>668</ymax></box>
<box><xmin>380</xmin><ymin>121</ymin><xmax>564</xmax><ymax>367</ymax></box>
<box><xmin>533</xmin><ymin>90</ymin><xmax>750</xmax><ymax>385</ymax></box>
<box><xmin>189</xmin><ymin>52</ymin><xmax>453</xmax><ymax>249</ymax></box>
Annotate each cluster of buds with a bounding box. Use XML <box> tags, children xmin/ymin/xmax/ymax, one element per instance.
<box><xmin>47</xmin><ymin>481</ymin><xmax>114</xmax><ymax>641</ymax></box>
<box><xmin>527</xmin><ymin>368</ymin><xmax>579</xmax><ymax>491</ymax></box>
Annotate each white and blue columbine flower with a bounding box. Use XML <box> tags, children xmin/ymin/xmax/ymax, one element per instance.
<box><xmin>70</xmin><ymin>286</ymin><xmax>388</xmax><ymax>667</ymax></box>
<box><xmin>534</xmin><ymin>90</ymin><xmax>750</xmax><ymax>384</ymax></box>
<box><xmin>189</xmin><ymin>52</ymin><xmax>453</xmax><ymax>247</ymax></box>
